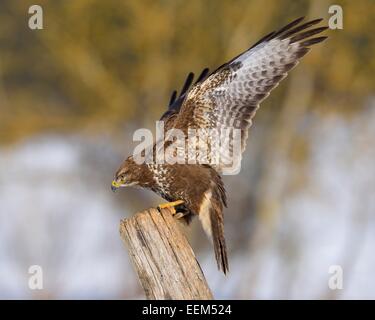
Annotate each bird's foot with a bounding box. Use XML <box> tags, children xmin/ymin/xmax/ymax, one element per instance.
<box><xmin>157</xmin><ymin>200</ymin><xmax>188</xmax><ymax>220</ymax></box>
<box><xmin>158</xmin><ymin>200</ymin><xmax>184</xmax><ymax>211</ymax></box>
<box><xmin>173</xmin><ymin>211</ymin><xmax>188</xmax><ymax>219</ymax></box>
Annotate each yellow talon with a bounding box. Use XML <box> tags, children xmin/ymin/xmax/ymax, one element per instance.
<box><xmin>158</xmin><ymin>200</ymin><xmax>184</xmax><ymax>210</ymax></box>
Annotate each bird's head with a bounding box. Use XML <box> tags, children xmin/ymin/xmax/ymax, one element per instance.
<box><xmin>111</xmin><ymin>156</ymin><xmax>150</xmax><ymax>192</ymax></box>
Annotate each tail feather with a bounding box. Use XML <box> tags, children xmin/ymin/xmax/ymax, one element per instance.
<box><xmin>198</xmin><ymin>187</ymin><xmax>229</xmax><ymax>274</ymax></box>
<box><xmin>210</xmin><ymin>201</ymin><xmax>229</xmax><ymax>274</ymax></box>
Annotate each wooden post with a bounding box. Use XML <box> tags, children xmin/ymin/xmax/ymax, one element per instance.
<box><xmin>119</xmin><ymin>207</ymin><xmax>213</xmax><ymax>300</ymax></box>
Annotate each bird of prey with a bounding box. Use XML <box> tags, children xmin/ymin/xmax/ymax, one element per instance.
<box><xmin>112</xmin><ymin>17</ymin><xmax>328</xmax><ymax>274</ymax></box>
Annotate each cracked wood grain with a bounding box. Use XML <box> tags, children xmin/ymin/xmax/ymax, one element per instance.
<box><xmin>119</xmin><ymin>207</ymin><xmax>213</xmax><ymax>300</ymax></box>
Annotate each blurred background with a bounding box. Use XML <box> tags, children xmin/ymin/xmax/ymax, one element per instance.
<box><xmin>0</xmin><ymin>0</ymin><xmax>374</xmax><ymax>299</ymax></box>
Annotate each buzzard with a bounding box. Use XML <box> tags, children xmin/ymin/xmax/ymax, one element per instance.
<box><xmin>112</xmin><ymin>17</ymin><xmax>328</xmax><ymax>274</ymax></box>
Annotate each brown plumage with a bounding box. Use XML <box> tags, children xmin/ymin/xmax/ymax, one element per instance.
<box><xmin>112</xmin><ymin>17</ymin><xmax>328</xmax><ymax>274</ymax></box>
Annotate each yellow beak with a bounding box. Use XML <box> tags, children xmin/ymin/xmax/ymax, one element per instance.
<box><xmin>111</xmin><ymin>180</ymin><xmax>121</xmax><ymax>192</ymax></box>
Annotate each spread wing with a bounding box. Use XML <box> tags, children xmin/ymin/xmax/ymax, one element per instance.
<box><xmin>160</xmin><ymin>68</ymin><xmax>209</xmax><ymax>131</ymax></box>
<box><xmin>171</xmin><ymin>17</ymin><xmax>328</xmax><ymax>174</ymax></box>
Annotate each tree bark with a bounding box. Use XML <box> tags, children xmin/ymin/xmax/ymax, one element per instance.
<box><xmin>119</xmin><ymin>207</ymin><xmax>213</xmax><ymax>300</ymax></box>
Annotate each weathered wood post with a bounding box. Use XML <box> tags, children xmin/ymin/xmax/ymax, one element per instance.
<box><xmin>119</xmin><ymin>207</ymin><xmax>213</xmax><ymax>300</ymax></box>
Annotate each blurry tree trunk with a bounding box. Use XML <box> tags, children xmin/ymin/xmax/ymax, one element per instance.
<box><xmin>119</xmin><ymin>207</ymin><xmax>213</xmax><ymax>300</ymax></box>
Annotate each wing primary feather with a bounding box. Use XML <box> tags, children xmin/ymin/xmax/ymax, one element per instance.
<box><xmin>168</xmin><ymin>90</ymin><xmax>177</xmax><ymax>107</ymax></box>
<box><xmin>195</xmin><ymin>68</ymin><xmax>210</xmax><ymax>84</ymax></box>
<box><xmin>270</xmin><ymin>16</ymin><xmax>305</xmax><ymax>39</ymax></box>
<box><xmin>250</xmin><ymin>16</ymin><xmax>306</xmax><ymax>49</ymax></box>
<box><xmin>249</xmin><ymin>31</ymin><xmax>276</xmax><ymax>49</ymax></box>
<box><xmin>300</xmin><ymin>36</ymin><xmax>328</xmax><ymax>47</ymax></box>
<box><xmin>280</xmin><ymin>18</ymin><xmax>323</xmax><ymax>39</ymax></box>
<box><xmin>207</xmin><ymin>17</ymin><xmax>325</xmax><ymax>77</ymax></box>
<box><xmin>211</xmin><ymin>17</ymin><xmax>306</xmax><ymax>73</ymax></box>
<box><xmin>290</xmin><ymin>26</ymin><xmax>328</xmax><ymax>43</ymax></box>
<box><xmin>217</xmin><ymin>31</ymin><xmax>277</xmax><ymax>70</ymax></box>
<box><xmin>179</xmin><ymin>72</ymin><xmax>194</xmax><ymax>97</ymax></box>
<box><xmin>295</xmin><ymin>47</ymin><xmax>311</xmax><ymax>58</ymax></box>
